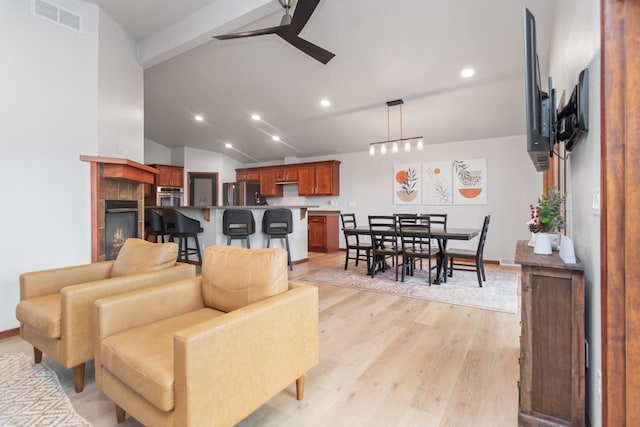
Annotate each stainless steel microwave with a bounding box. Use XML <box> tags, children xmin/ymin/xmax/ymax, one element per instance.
<box><xmin>156</xmin><ymin>187</ymin><xmax>183</xmax><ymax>206</ymax></box>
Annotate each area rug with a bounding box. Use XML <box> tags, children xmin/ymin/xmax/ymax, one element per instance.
<box><xmin>0</xmin><ymin>353</ymin><xmax>91</xmax><ymax>426</ymax></box>
<box><xmin>299</xmin><ymin>264</ymin><xmax>519</xmax><ymax>313</ymax></box>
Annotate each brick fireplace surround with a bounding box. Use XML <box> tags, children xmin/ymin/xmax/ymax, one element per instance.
<box><xmin>80</xmin><ymin>156</ymin><xmax>158</xmax><ymax>262</ymax></box>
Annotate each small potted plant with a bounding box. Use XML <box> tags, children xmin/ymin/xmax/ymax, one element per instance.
<box><xmin>527</xmin><ymin>186</ymin><xmax>566</xmax><ymax>254</ymax></box>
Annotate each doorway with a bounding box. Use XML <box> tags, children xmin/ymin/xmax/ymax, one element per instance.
<box><xmin>188</xmin><ymin>172</ymin><xmax>218</xmax><ymax>206</ymax></box>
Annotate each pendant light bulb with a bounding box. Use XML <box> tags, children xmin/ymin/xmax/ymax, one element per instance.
<box><xmin>392</xmin><ymin>141</ymin><xmax>399</xmax><ymax>153</ymax></box>
<box><xmin>416</xmin><ymin>139</ymin><xmax>424</xmax><ymax>151</ymax></box>
<box><xmin>369</xmin><ymin>145</ymin><xmax>375</xmax><ymax>156</ymax></box>
<box><xmin>404</xmin><ymin>140</ymin><xmax>411</xmax><ymax>152</ymax></box>
<box><xmin>380</xmin><ymin>143</ymin><xmax>387</xmax><ymax>155</ymax></box>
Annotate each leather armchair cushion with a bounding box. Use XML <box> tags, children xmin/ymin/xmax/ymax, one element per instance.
<box><xmin>100</xmin><ymin>308</ymin><xmax>223</xmax><ymax>411</ymax></box>
<box><xmin>16</xmin><ymin>294</ymin><xmax>61</xmax><ymax>339</ymax></box>
<box><xmin>201</xmin><ymin>245</ymin><xmax>288</xmax><ymax>312</ymax></box>
<box><xmin>111</xmin><ymin>239</ymin><xmax>179</xmax><ymax>278</ymax></box>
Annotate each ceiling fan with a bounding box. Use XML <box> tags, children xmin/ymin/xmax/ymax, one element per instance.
<box><xmin>213</xmin><ymin>0</ymin><xmax>335</xmax><ymax>64</ymax></box>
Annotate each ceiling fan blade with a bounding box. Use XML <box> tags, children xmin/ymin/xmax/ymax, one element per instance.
<box><xmin>214</xmin><ymin>24</ymin><xmax>290</xmax><ymax>40</ymax></box>
<box><xmin>289</xmin><ymin>0</ymin><xmax>320</xmax><ymax>35</ymax></box>
<box><xmin>278</xmin><ymin>33</ymin><xmax>335</xmax><ymax>64</ymax></box>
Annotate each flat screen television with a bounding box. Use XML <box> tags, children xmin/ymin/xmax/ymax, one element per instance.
<box><xmin>523</xmin><ymin>8</ymin><xmax>555</xmax><ymax>172</ymax></box>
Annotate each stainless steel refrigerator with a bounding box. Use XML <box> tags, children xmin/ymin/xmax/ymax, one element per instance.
<box><xmin>222</xmin><ymin>181</ymin><xmax>261</xmax><ymax>206</ymax></box>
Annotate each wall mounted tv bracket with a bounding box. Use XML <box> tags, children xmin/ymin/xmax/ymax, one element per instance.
<box><xmin>556</xmin><ymin>68</ymin><xmax>589</xmax><ymax>151</ymax></box>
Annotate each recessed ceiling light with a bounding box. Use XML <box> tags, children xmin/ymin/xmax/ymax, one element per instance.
<box><xmin>272</xmin><ymin>135</ymin><xmax>280</xmax><ymax>142</ymax></box>
<box><xmin>194</xmin><ymin>114</ymin><xmax>204</xmax><ymax>121</ymax></box>
<box><xmin>320</xmin><ymin>99</ymin><xmax>331</xmax><ymax>107</ymax></box>
<box><xmin>225</xmin><ymin>143</ymin><xmax>232</xmax><ymax>148</ymax></box>
<box><xmin>251</xmin><ymin>113</ymin><xmax>261</xmax><ymax>121</ymax></box>
<box><xmin>461</xmin><ymin>68</ymin><xmax>475</xmax><ymax>78</ymax></box>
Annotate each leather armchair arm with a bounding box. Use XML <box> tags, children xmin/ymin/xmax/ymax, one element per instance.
<box><xmin>93</xmin><ymin>276</ymin><xmax>204</xmax><ymax>387</ymax></box>
<box><xmin>20</xmin><ymin>261</ymin><xmax>115</xmax><ymax>300</ymax></box>
<box><xmin>173</xmin><ymin>283</ymin><xmax>319</xmax><ymax>427</ymax></box>
<box><xmin>59</xmin><ymin>263</ymin><xmax>196</xmax><ymax>367</ymax></box>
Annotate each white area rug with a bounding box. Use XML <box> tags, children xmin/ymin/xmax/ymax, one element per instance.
<box><xmin>299</xmin><ymin>264</ymin><xmax>519</xmax><ymax>313</ymax></box>
<box><xmin>0</xmin><ymin>353</ymin><xmax>91</xmax><ymax>426</ymax></box>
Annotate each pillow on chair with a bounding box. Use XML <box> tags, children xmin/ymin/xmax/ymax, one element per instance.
<box><xmin>202</xmin><ymin>245</ymin><xmax>288</xmax><ymax>312</ymax></box>
<box><xmin>111</xmin><ymin>238</ymin><xmax>179</xmax><ymax>278</ymax></box>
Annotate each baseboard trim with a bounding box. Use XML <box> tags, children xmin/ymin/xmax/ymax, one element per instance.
<box><xmin>0</xmin><ymin>327</ymin><xmax>19</xmax><ymax>340</ymax></box>
<box><xmin>293</xmin><ymin>258</ymin><xmax>308</xmax><ymax>265</ymax></box>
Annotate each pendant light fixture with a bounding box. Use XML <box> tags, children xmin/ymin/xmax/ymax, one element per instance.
<box><xmin>369</xmin><ymin>99</ymin><xmax>423</xmax><ymax>156</ymax></box>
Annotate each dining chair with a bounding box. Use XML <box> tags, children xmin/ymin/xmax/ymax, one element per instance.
<box><xmin>368</xmin><ymin>215</ymin><xmax>401</xmax><ymax>280</ymax></box>
<box><xmin>446</xmin><ymin>215</ymin><xmax>491</xmax><ymax>287</ymax></box>
<box><xmin>398</xmin><ymin>220</ymin><xmax>440</xmax><ymax>284</ymax></box>
<box><xmin>340</xmin><ymin>213</ymin><xmax>371</xmax><ymax>272</ymax></box>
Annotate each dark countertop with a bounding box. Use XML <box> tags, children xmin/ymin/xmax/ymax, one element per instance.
<box><xmin>308</xmin><ymin>210</ymin><xmax>341</xmax><ymax>216</ymax></box>
<box><xmin>146</xmin><ymin>205</ymin><xmax>319</xmax><ymax>210</ymax></box>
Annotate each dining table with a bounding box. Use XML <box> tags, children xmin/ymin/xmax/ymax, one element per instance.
<box><xmin>343</xmin><ymin>225</ymin><xmax>481</xmax><ymax>284</ymax></box>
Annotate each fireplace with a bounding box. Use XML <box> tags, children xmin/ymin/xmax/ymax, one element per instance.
<box><xmin>105</xmin><ymin>200</ymin><xmax>138</xmax><ymax>260</ymax></box>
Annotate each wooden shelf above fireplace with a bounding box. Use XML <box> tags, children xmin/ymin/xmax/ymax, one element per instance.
<box><xmin>80</xmin><ymin>155</ymin><xmax>158</xmax><ymax>184</ymax></box>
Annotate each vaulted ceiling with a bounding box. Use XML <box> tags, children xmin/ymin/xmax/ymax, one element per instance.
<box><xmin>84</xmin><ymin>0</ymin><xmax>556</xmax><ymax>162</ymax></box>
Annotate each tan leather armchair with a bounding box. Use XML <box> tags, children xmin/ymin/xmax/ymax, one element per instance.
<box><xmin>16</xmin><ymin>239</ymin><xmax>196</xmax><ymax>392</ymax></box>
<box><xmin>94</xmin><ymin>245</ymin><xmax>319</xmax><ymax>427</ymax></box>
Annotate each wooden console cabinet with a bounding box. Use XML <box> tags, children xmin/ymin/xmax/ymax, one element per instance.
<box><xmin>514</xmin><ymin>240</ymin><xmax>585</xmax><ymax>427</ymax></box>
<box><xmin>308</xmin><ymin>211</ymin><xmax>340</xmax><ymax>252</ymax></box>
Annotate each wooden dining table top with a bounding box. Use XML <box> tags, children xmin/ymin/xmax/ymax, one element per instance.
<box><xmin>343</xmin><ymin>226</ymin><xmax>480</xmax><ymax>241</ymax></box>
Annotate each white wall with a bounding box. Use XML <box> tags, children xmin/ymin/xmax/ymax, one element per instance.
<box><xmin>548</xmin><ymin>0</ymin><xmax>601</xmax><ymax>424</ymax></box>
<box><xmin>266</xmin><ymin>135</ymin><xmax>541</xmax><ymax>262</ymax></box>
<box><xmin>144</xmin><ymin>138</ymin><xmax>172</xmax><ymax>164</ymax></box>
<box><xmin>0</xmin><ymin>1</ymin><xmax>142</xmax><ymax>331</ymax></box>
<box><xmin>97</xmin><ymin>10</ymin><xmax>144</xmax><ymax>162</ymax></box>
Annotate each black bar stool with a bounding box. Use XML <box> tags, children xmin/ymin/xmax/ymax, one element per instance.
<box><xmin>163</xmin><ymin>209</ymin><xmax>203</xmax><ymax>264</ymax></box>
<box><xmin>144</xmin><ymin>208</ymin><xmax>166</xmax><ymax>243</ymax></box>
<box><xmin>223</xmin><ymin>209</ymin><xmax>255</xmax><ymax>248</ymax></box>
<box><xmin>262</xmin><ymin>209</ymin><xmax>293</xmax><ymax>271</ymax></box>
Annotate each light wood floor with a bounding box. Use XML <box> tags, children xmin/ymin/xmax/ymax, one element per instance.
<box><xmin>1</xmin><ymin>252</ymin><xmax>521</xmax><ymax>427</ymax></box>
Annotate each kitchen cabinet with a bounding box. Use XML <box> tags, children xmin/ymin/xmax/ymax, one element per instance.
<box><xmin>514</xmin><ymin>240</ymin><xmax>585</xmax><ymax>427</ymax></box>
<box><xmin>298</xmin><ymin>161</ymin><xmax>340</xmax><ymax>196</ymax></box>
<box><xmin>236</xmin><ymin>169</ymin><xmax>260</xmax><ymax>182</ymax></box>
<box><xmin>275</xmin><ymin>165</ymin><xmax>298</xmax><ymax>183</ymax></box>
<box><xmin>308</xmin><ymin>211</ymin><xmax>339</xmax><ymax>252</ymax></box>
<box><xmin>151</xmin><ymin>164</ymin><xmax>183</xmax><ymax>187</ymax></box>
<box><xmin>259</xmin><ymin>168</ymin><xmax>283</xmax><ymax>197</ymax></box>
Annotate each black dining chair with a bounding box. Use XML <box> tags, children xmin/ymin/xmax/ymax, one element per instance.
<box><xmin>368</xmin><ymin>215</ymin><xmax>401</xmax><ymax>280</ymax></box>
<box><xmin>399</xmin><ymin>220</ymin><xmax>439</xmax><ymax>284</ymax></box>
<box><xmin>340</xmin><ymin>213</ymin><xmax>371</xmax><ymax>272</ymax></box>
<box><xmin>447</xmin><ymin>215</ymin><xmax>491</xmax><ymax>287</ymax></box>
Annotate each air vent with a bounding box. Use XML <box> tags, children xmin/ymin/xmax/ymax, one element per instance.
<box><xmin>32</xmin><ymin>0</ymin><xmax>82</xmax><ymax>32</ymax></box>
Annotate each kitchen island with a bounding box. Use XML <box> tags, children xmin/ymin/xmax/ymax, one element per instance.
<box><xmin>147</xmin><ymin>205</ymin><xmax>318</xmax><ymax>264</ymax></box>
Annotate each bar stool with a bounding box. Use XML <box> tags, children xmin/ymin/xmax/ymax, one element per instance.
<box><xmin>222</xmin><ymin>209</ymin><xmax>255</xmax><ymax>248</ymax></box>
<box><xmin>262</xmin><ymin>209</ymin><xmax>293</xmax><ymax>271</ymax></box>
<box><xmin>163</xmin><ymin>209</ymin><xmax>203</xmax><ymax>264</ymax></box>
<box><xmin>144</xmin><ymin>208</ymin><xmax>167</xmax><ymax>243</ymax></box>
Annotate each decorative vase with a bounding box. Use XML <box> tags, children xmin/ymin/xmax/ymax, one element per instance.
<box><xmin>533</xmin><ymin>232</ymin><xmax>552</xmax><ymax>255</ymax></box>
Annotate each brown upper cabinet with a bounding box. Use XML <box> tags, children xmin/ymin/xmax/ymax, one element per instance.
<box><xmin>235</xmin><ymin>160</ymin><xmax>340</xmax><ymax>197</ymax></box>
<box><xmin>259</xmin><ymin>168</ymin><xmax>283</xmax><ymax>197</ymax></box>
<box><xmin>150</xmin><ymin>164</ymin><xmax>183</xmax><ymax>187</ymax></box>
<box><xmin>275</xmin><ymin>165</ymin><xmax>299</xmax><ymax>183</ymax></box>
<box><xmin>298</xmin><ymin>161</ymin><xmax>340</xmax><ymax>196</ymax></box>
<box><xmin>236</xmin><ymin>169</ymin><xmax>260</xmax><ymax>182</ymax></box>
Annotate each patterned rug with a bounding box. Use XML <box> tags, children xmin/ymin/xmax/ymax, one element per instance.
<box><xmin>0</xmin><ymin>353</ymin><xmax>91</xmax><ymax>426</ymax></box>
<box><xmin>299</xmin><ymin>264</ymin><xmax>519</xmax><ymax>313</ymax></box>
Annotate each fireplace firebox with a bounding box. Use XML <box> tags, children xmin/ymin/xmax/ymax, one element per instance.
<box><xmin>105</xmin><ymin>200</ymin><xmax>138</xmax><ymax>260</ymax></box>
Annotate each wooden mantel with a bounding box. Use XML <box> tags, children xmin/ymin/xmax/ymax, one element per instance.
<box><xmin>80</xmin><ymin>155</ymin><xmax>158</xmax><ymax>184</ymax></box>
